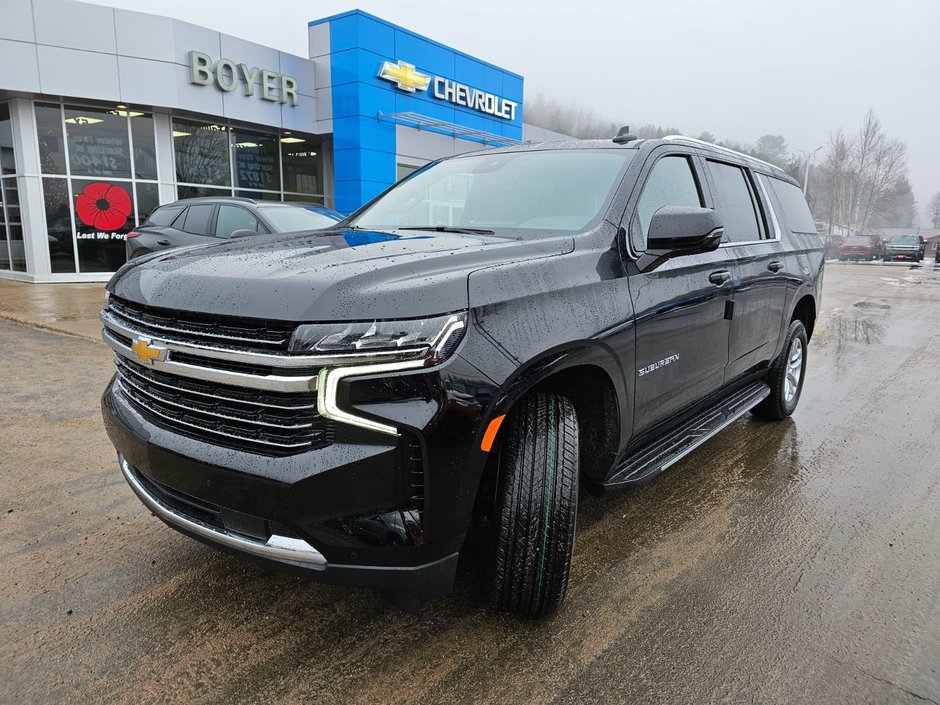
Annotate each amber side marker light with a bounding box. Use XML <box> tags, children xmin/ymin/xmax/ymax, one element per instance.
<box><xmin>481</xmin><ymin>414</ymin><xmax>506</xmax><ymax>452</ymax></box>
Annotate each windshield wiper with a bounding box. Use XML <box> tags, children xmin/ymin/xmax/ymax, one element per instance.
<box><xmin>405</xmin><ymin>225</ymin><xmax>496</xmax><ymax>235</ymax></box>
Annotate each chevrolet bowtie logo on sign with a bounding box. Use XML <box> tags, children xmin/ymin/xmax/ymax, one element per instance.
<box><xmin>377</xmin><ymin>59</ymin><xmax>519</xmax><ymax>120</ymax></box>
<box><xmin>378</xmin><ymin>60</ymin><xmax>431</xmax><ymax>93</ymax></box>
<box><xmin>130</xmin><ymin>337</ymin><xmax>166</xmax><ymax>365</ymax></box>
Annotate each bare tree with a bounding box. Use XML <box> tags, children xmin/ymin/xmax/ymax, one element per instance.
<box><xmin>857</xmin><ymin>136</ymin><xmax>907</xmax><ymax>233</ymax></box>
<box><xmin>814</xmin><ymin>112</ymin><xmax>911</xmax><ymax>234</ymax></box>
<box><xmin>928</xmin><ymin>192</ymin><xmax>940</xmax><ymax>228</ymax></box>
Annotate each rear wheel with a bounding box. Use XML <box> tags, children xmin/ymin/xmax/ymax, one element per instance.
<box><xmin>752</xmin><ymin>320</ymin><xmax>808</xmax><ymax>421</ymax></box>
<box><xmin>486</xmin><ymin>393</ymin><xmax>579</xmax><ymax>617</ymax></box>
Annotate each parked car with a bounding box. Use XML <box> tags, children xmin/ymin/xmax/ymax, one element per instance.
<box><xmin>838</xmin><ymin>235</ymin><xmax>883</xmax><ymax>261</ymax></box>
<box><xmin>101</xmin><ymin>134</ymin><xmax>823</xmax><ymax>616</ymax></box>
<box><xmin>883</xmin><ymin>234</ymin><xmax>926</xmax><ymax>262</ymax></box>
<box><xmin>126</xmin><ymin>197</ymin><xmax>343</xmax><ymax>260</ymax></box>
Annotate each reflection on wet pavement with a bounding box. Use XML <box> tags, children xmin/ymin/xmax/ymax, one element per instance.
<box><xmin>1</xmin><ymin>264</ymin><xmax>938</xmax><ymax>705</ymax></box>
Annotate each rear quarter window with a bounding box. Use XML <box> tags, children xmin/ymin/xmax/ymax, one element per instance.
<box><xmin>767</xmin><ymin>177</ymin><xmax>816</xmax><ymax>234</ymax></box>
<box><xmin>144</xmin><ymin>205</ymin><xmax>184</xmax><ymax>227</ymax></box>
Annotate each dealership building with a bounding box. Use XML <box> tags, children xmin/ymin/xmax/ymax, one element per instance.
<box><xmin>0</xmin><ymin>0</ymin><xmax>564</xmax><ymax>282</ymax></box>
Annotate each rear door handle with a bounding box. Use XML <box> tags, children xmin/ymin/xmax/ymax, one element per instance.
<box><xmin>708</xmin><ymin>270</ymin><xmax>732</xmax><ymax>286</ymax></box>
<box><xmin>156</xmin><ymin>239</ymin><xmax>171</xmax><ymax>246</ymax></box>
<box><xmin>768</xmin><ymin>260</ymin><xmax>784</xmax><ymax>272</ymax></box>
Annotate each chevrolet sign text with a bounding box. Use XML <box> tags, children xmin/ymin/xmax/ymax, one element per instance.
<box><xmin>432</xmin><ymin>77</ymin><xmax>518</xmax><ymax>120</ymax></box>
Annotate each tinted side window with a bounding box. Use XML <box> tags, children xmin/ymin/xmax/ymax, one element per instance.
<box><xmin>768</xmin><ymin>177</ymin><xmax>816</xmax><ymax>234</ymax></box>
<box><xmin>145</xmin><ymin>205</ymin><xmax>184</xmax><ymax>227</ymax></box>
<box><xmin>215</xmin><ymin>205</ymin><xmax>263</xmax><ymax>238</ymax></box>
<box><xmin>706</xmin><ymin>161</ymin><xmax>765</xmax><ymax>243</ymax></box>
<box><xmin>181</xmin><ymin>204</ymin><xmax>214</xmax><ymax>235</ymax></box>
<box><xmin>634</xmin><ymin>155</ymin><xmax>702</xmax><ymax>248</ymax></box>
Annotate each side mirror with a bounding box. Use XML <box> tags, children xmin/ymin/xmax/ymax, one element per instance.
<box><xmin>229</xmin><ymin>229</ymin><xmax>260</xmax><ymax>239</ymax></box>
<box><xmin>646</xmin><ymin>206</ymin><xmax>724</xmax><ymax>256</ymax></box>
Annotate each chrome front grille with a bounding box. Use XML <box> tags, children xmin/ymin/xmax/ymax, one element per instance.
<box><xmin>108</xmin><ymin>297</ymin><xmax>293</xmax><ymax>352</ymax></box>
<box><xmin>114</xmin><ymin>355</ymin><xmax>334</xmax><ymax>454</ymax></box>
<box><xmin>102</xmin><ymin>298</ymin><xmax>336</xmax><ymax>454</ymax></box>
<box><xmin>102</xmin><ymin>297</ymin><xmax>421</xmax><ymax>451</ymax></box>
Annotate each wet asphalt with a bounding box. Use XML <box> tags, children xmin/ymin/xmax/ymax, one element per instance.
<box><xmin>1</xmin><ymin>262</ymin><xmax>938</xmax><ymax>705</ymax></box>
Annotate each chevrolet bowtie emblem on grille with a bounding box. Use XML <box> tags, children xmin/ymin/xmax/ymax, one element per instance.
<box><xmin>378</xmin><ymin>60</ymin><xmax>431</xmax><ymax>93</ymax></box>
<box><xmin>130</xmin><ymin>337</ymin><xmax>166</xmax><ymax>365</ymax></box>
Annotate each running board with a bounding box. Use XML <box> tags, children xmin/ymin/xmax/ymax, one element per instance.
<box><xmin>603</xmin><ymin>381</ymin><xmax>771</xmax><ymax>490</ymax></box>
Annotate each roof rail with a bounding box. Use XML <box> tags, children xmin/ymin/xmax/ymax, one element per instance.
<box><xmin>662</xmin><ymin>135</ymin><xmax>782</xmax><ymax>171</ymax></box>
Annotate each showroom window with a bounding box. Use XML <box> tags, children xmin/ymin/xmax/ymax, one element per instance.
<box><xmin>0</xmin><ymin>102</ymin><xmax>25</xmax><ymax>272</ymax></box>
<box><xmin>36</xmin><ymin>102</ymin><xmax>159</xmax><ymax>273</ymax></box>
<box><xmin>173</xmin><ymin>118</ymin><xmax>325</xmax><ymax>204</ymax></box>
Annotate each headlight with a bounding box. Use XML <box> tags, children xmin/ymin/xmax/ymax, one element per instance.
<box><xmin>290</xmin><ymin>312</ymin><xmax>466</xmax><ymax>365</ymax></box>
<box><xmin>291</xmin><ymin>313</ymin><xmax>467</xmax><ymax>437</ymax></box>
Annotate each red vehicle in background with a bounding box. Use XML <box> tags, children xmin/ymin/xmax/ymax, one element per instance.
<box><xmin>838</xmin><ymin>235</ymin><xmax>883</xmax><ymax>261</ymax></box>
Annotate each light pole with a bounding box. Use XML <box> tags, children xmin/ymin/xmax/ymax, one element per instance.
<box><xmin>799</xmin><ymin>146</ymin><xmax>823</xmax><ymax>195</ymax></box>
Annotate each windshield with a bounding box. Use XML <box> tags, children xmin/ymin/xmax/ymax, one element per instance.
<box><xmin>890</xmin><ymin>235</ymin><xmax>918</xmax><ymax>245</ymax></box>
<box><xmin>350</xmin><ymin>149</ymin><xmax>633</xmax><ymax>237</ymax></box>
<box><xmin>259</xmin><ymin>205</ymin><xmax>339</xmax><ymax>232</ymax></box>
<box><xmin>846</xmin><ymin>236</ymin><xmax>872</xmax><ymax>244</ymax></box>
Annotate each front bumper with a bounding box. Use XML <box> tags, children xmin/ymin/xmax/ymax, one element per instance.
<box><xmin>838</xmin><ymin>248</ymin><xmax>873</xmax><ymax>259</ymax></box>
<box><xmin>120</xmin><ymin>454</ymin><xmax>327</xmax><ymax>566</ymax></box>
<box><xmin>102</xmin><ymin>347</ymin><xmax>497</xmax><ymax>600</ymax></box>
<box><xmin>884</xmin><ymin>250</ymin><xmax>919</xmax><ymax>260</ymax></box>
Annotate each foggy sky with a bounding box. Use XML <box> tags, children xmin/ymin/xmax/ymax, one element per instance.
<box><xmin>97</xmin><ymin>0</ymin><xmax>940</xmax><ymax>223</ymax></box>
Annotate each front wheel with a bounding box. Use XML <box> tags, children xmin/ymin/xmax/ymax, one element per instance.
<box><xmin>752</xmin><ymin>320</ymin><xmax>808</xmax><ymax>421</ymax></box>
<box><xmin>486</xmin><ymin>393</ymin><xmax>579</xmax><ymax>617</ymax></box>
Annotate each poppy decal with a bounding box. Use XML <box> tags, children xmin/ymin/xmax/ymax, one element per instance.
<box><xmin>75</xmin><ymin>182</ymin><xmax>132</xmax><ymax>231</ymax></box>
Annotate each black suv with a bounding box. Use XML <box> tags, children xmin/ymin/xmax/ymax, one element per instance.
<box><xmin>883</xmin><ymin>234</ymin><xmax>926</xmax><ymax>262</ymax></box>
<box><xmin>127</xmin><ymin>197</ymin><xmax>342</xmax><ymax>260</ymax></box>
<box><xmin>101</xmin><ymin>135</ymin><xmax>823</xmax><ymax>616</ymax></box>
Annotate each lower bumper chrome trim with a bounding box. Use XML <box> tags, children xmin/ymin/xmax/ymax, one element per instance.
<box><xmin>119</xmin><ymin>456</ymin><xmax>327</xmax><ymax>568</ymax></box>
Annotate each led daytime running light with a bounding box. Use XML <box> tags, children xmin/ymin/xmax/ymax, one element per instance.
<box><xmin>316</xmin><ymin>359</ymin><xmax>425</xmax><ymax>436</ymax></box>
<box><xmin>310</xmin><ymin>313</ymin><xmax>466</xmax><ymax>435</ymax></box>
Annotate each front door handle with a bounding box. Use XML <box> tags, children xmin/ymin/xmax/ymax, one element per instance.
<box><xmin>156</xmin><ymin>239</ymin><xmax>171</xmax><ymax>246</ymax></box>
<box><xmin>708</xmin><ymin>270</ymin><xmax>732</xmax><ymax>286</ymax></box>
<box><xmin>768</xmin><ymin>260</ymin><xmax>784</xmax><ymax>272</ymax></box>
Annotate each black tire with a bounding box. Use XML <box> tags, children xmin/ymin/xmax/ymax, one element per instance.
<box><xmin>752</xmin><ymin>319</ymin><xmax>808</xmax><ymax>421</ymax></box>
<box><xmin>486</xmin><ymin>393</ymin><xmax>579</xmax><ymax>617</ymax></box>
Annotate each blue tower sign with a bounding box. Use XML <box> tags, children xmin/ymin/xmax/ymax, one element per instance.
<box><xmin>308</xmin><ymin>10</ymin><xmax>524</xmax><ymax>213</ymax></box>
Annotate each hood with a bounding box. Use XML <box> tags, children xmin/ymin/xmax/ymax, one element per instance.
<box><xmin>110</xmin><ymin>229</ymin><xmax>573</xmax><ymax>321</ymax></box>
